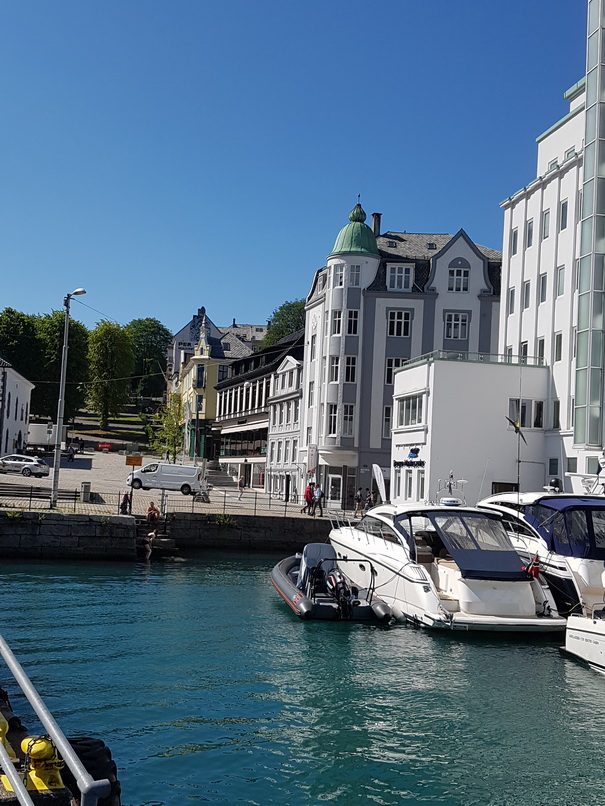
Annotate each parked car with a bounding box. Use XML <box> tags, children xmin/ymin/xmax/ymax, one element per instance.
<box><xmin>0</xmin><ymin>454</ymin><xmax>50</xmax><ymax>477</ymax></box>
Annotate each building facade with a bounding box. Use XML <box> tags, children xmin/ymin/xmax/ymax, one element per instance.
<box><xmin>0</xmin><ymin>358</ymin><xmax>34</xmax><ymax>455</ymax></box>
<box><xmin>265</xmin><ymin>354</ymin><xmax>303</xmax><ymax>501</ymax></box>
<box><xmin>299</xmin><ymin>203</ymin><xmax>501</xmax><ymax>508</ymax></box>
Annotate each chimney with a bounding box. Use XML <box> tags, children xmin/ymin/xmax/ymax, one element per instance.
<box><xmin>232</xmin><ymin>318</ymin><xmax>236</xmax><ymax>327</ymax></box>
<box><xmin>372</xmin><ymin>212</ymin><xmax>382</xmax><ymax>236</ymax></box>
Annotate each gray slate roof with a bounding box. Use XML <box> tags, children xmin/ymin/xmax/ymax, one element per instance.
<box><xmin>377</xmin><ymin>232</ymin><xmax>501</xmax><ymax>262</ymax></box>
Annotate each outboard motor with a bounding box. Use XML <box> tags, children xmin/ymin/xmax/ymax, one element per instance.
<box><xmin>326</xmin><ymin>570</ymin><xmax>354</xmax><ymax>619</ymax></box>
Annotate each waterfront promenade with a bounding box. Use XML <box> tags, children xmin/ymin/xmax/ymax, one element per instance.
<box><xmin>0</xmin><ymin>451</ymin><xmax>341</xmax><ymax>520</ymax></box>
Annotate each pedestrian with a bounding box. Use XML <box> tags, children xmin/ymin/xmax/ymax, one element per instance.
<box><xmin>354</xmin><ymin>487</ymin><xmax>363</xmax><ymax>518</ymax></box>
<box><xmin>301</xmin><ymin>482</ymin><xmax>315</xmax><ymax>515</ymax></box>
<box><xmin>78</xmin><ymin>438</ymin><xmax>84</xmax><ymax>453</ymax></box>
<box><xmin>120</xmin><ymin>492</ymin><xmax>130</xmax><ymax>515</ymax></box>
<box><xmin>313</xmin><ymin>483</ymin><xmax>324</xmax><ymax>516</ymax></box>
<box><xmin>67</xmin><ymin>445</ymin><xmax>75</xmax><ymax>462</ymax></box>
<box><xmin>146</xmin><ymin>501</ymin><xmax>160</xmax><ymax>525</ymax></box>
<box><xmin>238</xmin><ymin>476</ymin><xmax>245</xmax><ymax>500</ymax></box>
<box><xmin>364</xmin><ymin>488</ymin><xmax>372</xmax><ymax>511</ymax></box>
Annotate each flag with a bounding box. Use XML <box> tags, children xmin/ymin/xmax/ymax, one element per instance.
<box><xmin>523</xmin><ymin>554</ymin><xmax>540</xmax><ymax>579</ymax></box>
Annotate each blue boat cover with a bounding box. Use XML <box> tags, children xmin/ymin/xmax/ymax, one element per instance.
<box><xmin>524</xmin><ymin>497</ymin><xmax>605</xmax><ymax>560</ymax></box>
<box><xmin>396</xmin><ymin>510</ymin><xmax>528</xmax><ymax>581</ymax></box>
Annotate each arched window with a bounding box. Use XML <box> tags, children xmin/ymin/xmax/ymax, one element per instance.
<box><xmin>447</xmin><ymin>258</ymin><xmax>471</xmax><ymax>292</ymax></box>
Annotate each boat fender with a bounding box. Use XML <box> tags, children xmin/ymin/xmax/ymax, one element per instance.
<box><xmin>297</xmin><ymin>599</ymin><xmax>314</xmax><ymax>619</ymax></box>
<box><xmin>371</xmin><ymin>602</ymin><xmax>393</xmax><ymax>624</ymax></box>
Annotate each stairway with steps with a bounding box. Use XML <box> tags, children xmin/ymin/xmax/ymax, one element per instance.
<box><xmin>205</xmin><ymin>461</ymin><xmax>237</xmax><ymax>490</ymax></box>
<box><xmin>134</xmin><ymin>517</ymin><xmax>176</xmax><ymax>557</ymax></box>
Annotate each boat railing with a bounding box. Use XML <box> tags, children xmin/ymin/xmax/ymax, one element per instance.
<box><xmin>0</xmin><ymin>634</ymin><xmax>111</xmax><ymax>806</ymax></box>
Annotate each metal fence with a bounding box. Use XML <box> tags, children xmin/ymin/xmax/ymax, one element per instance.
<box><xmin>0</xmin><ymin>483</ymin><xmax>350</xmax><ymax>520</ymax></box>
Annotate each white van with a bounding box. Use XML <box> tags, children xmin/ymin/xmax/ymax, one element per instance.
<box><xmin>127</xmin><ymin>463</ymin><xmax>202</xmax><ymax>495</ymax></box>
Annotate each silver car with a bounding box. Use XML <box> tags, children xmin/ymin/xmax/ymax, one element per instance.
<box><xmin>0</xmin><ymin>455</ymin><xmax>50</xmax><ymax>478</ymax></box>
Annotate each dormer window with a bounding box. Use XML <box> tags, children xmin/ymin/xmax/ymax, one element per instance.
<box><xmin>387</xmin><ymin>240</ymin><xmax>397</xmax><ymax>248</ymax></box>
<box><xmin>447</xmin><ymin>258</ymin><xmax>471</xmax><ymax>292</ymax></box>
<box><xmin>427</xmin><ymin>242</ymin><xmax>437</xmax><ymax>250</ymax></box>
<box><xmin>388</xmin><ymin>264</ymin><xmax>413</xmax><ymax>292</ymax></box>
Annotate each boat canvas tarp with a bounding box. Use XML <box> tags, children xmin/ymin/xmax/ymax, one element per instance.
<box><xmin>525</xmin><ymin>497</ymin><xmax>605</xmax><ymax>560</ymax></box>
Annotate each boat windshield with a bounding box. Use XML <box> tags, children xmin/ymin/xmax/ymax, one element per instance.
<box><xmin>524</xmin><ymin>498</ymin><xmax>605</xmax><ymax>559</ymax></box>
<box><xmin>397</xmin><ymin>510</ymin><xmax>528</xmax><ymax>581</ymax></box>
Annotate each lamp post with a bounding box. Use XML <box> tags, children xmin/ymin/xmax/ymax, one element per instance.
<box><xmin>50</xmin><ymin>288</ymin><xmax>86</xmax><ymax>507</ymax></box>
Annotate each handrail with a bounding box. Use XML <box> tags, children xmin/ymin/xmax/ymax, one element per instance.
<box><xmin>0</xmin><ymin>635</ymin><xmax>111</xmax><ymax>806</ymax></box>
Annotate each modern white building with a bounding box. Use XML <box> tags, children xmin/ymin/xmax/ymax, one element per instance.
<box><xmin>391</xmin><ymin>0</ymin><xmax>605</xmax><ymax>501</ymax></box>
<box><xmin>0</xmin><ymin>357</ymin><xmax>34</xmax><ymax>455</ymax></box>
<box><xmin>300</xmin><ymin>203</ymin><xmax>501</xmax><ymax>508</ymax></box>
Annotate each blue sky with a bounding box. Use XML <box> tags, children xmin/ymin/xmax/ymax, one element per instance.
<box><xmin>0</xmin><ymin>0</ymin><xmax>587</xmax><ymax>333</ymax></box>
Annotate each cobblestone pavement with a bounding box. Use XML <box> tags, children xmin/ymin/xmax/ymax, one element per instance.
<box><xmin>0</xmin><ymin>451</ymin><xmax>345</xmax><ymax>520</ymax></box>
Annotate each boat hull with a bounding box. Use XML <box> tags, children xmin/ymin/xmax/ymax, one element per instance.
<box><xmin>564</xmin><ymin>614</ymin><xmax>605</xmax><ymax>673</ymax></box>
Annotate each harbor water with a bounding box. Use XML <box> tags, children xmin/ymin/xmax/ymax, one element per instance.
<box><xmin>1</xmin><ymin>553</ymin><xmax>605</xmax><ymax>806</ymax></box>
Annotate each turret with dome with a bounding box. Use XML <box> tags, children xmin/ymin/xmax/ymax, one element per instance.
<box><xmin>328</xmin><ymin>202</ymin><xmax>379</xmax><ymax>258</ymax></box>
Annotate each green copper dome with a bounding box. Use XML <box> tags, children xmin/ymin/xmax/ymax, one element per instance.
<box><xmin>328</xmin><ymin>203</ymin><xmax>379</xmax><ymax>258</ymax></box>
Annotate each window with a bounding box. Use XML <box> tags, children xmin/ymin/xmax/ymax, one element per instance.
<box><xmin>329</xmin><ymin>356</ymin><xmax>339</xmax><ymax>383</ymax></box>
<box><xmin>539</xmin><ymin>274</ymin><xmax>547</xmax><ymax>303</ymax></box>
<box><xmin>548</xmin><ymin>159</ymin><xmax>558</xmax><ymax>171</ymax></box>
<box><xmin>388</xmin><ymin>310</ymin><xmax>411</xmax><ymax>336</ymax></box>
<box><xmin>537</xmin><ymin>337</ymin><xmax>545</xmax><ymax>362</ymax></box>
<box><xmin>386</xmin><ymin>358</ymin><xmax>405</xmax><ymax>384</ymax></box>
<box><xmin>398</xmin><ymin>394</ymin><xmax>423</xmax><ymax>426</ymax></box>
<box><xmin>553</xmin><ymin>399</ymin><xmax>560</xmax><ymax>429</ymax></box>
<box><xmin>520</xmin><ymin>342</ymin><xmax>528</xmax><ymax>364</ymax></box>
<box><xmin>560</xmin><ymin>200</ymin><xmax>568</xmax><ymax>231</ymax></box>
<box><xmin>554</xmin><ymin>332</ymin><xmax>562</xmax><ymax>362</ymax></box>
<box><xmin>347</xmin><ymin>310</ymin><xmax>359</xmax><ymax>335</ymax></box>
<box><xmin>333</xmin><ymin>265</ymin><xmax>344</xmax><ymax>287</ymax></box>
<box><xmin>350</xmin><ymin>265</ymin><xmax>360</xmax><ymax>286</ymax></box>
<box><xmin>345</xmin><ymin>356</ymin><xmax>357</xmax><ymax>383</ymax></box>
<box><xmin>508</xmin><ymin>398</ymin><xmax>545</xmax><ymax>429</ymax></box>
<box><xmin>523</xmin><ymin>281</ymin><xmax>531</xmax><ymax>309</ymax></box>
<box><xmin>269</xmin><ymin>442</ymin><xmax>275</xmax><ymax>463</ymax></box>
<box><xmin>284</xmin><ymin>440</ymin><xmax>290</xmax><ymax>464</ymax></box>
<box><xmin>448</xmin><ymin>268</ymin><xmax>470</xmax><ymax>292</ymax></box>
<box><xmin>405</xmin><ymin>470</ymin><xmax>413</xmax><ymax>500</ymax></box>
<box><xmin>331</xmin><ymin>310</ymin><xmax>342</xmax><ymax>335</ymax></box>
<box><xmin>388</xmin><ymin>265</ymin><xmax>413</xmax><ymax>291</ymax></box>
<box><xmin>277</xmin><ymin>441</ymin><xmax>282</xmax><ymax>463</ymax></box>
<box><xmin>292</xmin><ymin>439</ymin><xmax>298</xmax><ymax>461</ymax></box>
<box><xmin>567</xmin><ymin>457</ymin><xmax>578</xmax><ymax>473</ymax></box>
<box><xmin>327</xmin><ymin>404</ymin><xmax>338</xmax><ymax>436</ymax></box>
<box><xmin>505</xmin><ymin>346</ymin><xmax>513</xmax><ymax>362</ymax></box>
<box><xmin>565</xmin><ymin>147</ymin><xmax>576</xmax><ymax>160</ymax></box>
<box><xmin>196</xmin><ymin>394</ymin><xmax>204</xmax><ymax>412</ymax></box>
<box><xmin>548</xmin><ymin>458</ymin><xmax>559</xmax><ymax>476</ymax></box>
<box><xmin>308</xmin><ymin>380</ymin><xmax>314</xmax><ymax>407</ymax></box>
<box><xmin>542</xmin><ymin>209</ymin><xmax>550</xmax><ymax>240</ymax></box>
<box><xmin>196</xmin><ymin>364</ymin><xmax>205</xmax><ymax>387</ymax></box>
<box><xmin>511</xmin><ymin>228</ymin><xmax>518</xmax><ymax>255</ymax></box>
<box><xmin>444</xmin><ymin>312</ymin><xmax>468</xmax><ymax>340</ymax></box>
<box><xmin>383</xmin><ymin>406</ymin><xmax>392</xmax><ymax>438</ymax></box>
<box><xmin>557</xmin><ymin>266</ymin><xmax>565</xmax><ymax>297</ymax></box>
<box><xmin>293</xmin><ymin>400</ymin><xmax>299</xmax><ymax>424</ymax></box>
<box><xmin>343</xmin><ymin>404</ymin><xmax>354</xmax><ymax>436</ymax></box>
<box><xmin>508</xmin><ymin>288</ymin><xmax>515</xmax><ymax>315</ymax></box>
<box><xmin>310</xmin><ymin>334</ymin><xmax>316</xmax><ymax>360</ymax></box>
<box><xmin>287</xmin><ymin>370</ymin><xmax>293</xmax><ymax>387</ymax></box>
<box><xmin>279</xmin><ymin>403</ymin><xmax>284</xmax><ymax>425</ymax></box>
<box><xmin>218</xmin><ymin>365</ymin><xmax>229</xmax><ymax>382</ymax></box>
<box><xmin>526</xmin><ymin>219</ymin><xmax>534</xmax><ymax>248</ymax></box>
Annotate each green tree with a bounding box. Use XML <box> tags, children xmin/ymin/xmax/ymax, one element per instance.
<box><xmin>260</xmin><ymin>299</ymin><xmax>305</xmax><ymax>348</ymax></box>
<box><xmin>126</xmin><ymin>317</ymin><xmax>172</xmax><ymax>399</ymax></box>
<box><xmin>149</xmin><ymin>393</ymin><xmax>184</xmax><ymax>462</ymax></box>
<box><xmin>87</xmin><ymin>321</ymin><xmax>134</xmax><ymax>430</ymax></box>
<box><xmin>0</xmin><ymin>308</ymin><xmax>41</xmax><ymax>381</ymax></box>
<box><xmin>33</xmin><ymin>311</ymin><xmax>88</xmax><ymax>421</ymax></box>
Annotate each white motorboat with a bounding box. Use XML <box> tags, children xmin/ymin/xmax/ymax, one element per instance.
<box><xmin>478</xmin><ymin>492</ymin><xmax>605</xmax><ymax>618</ymax></box>
<box><xmin>328</xmin><ymin>502</ymin><xmax>566</xmax><ymax>632</ymax></box>
<box><xmin>564</xmin><ymin>611</ymin><xmax>605</xmax><ymax>674</ymax></box>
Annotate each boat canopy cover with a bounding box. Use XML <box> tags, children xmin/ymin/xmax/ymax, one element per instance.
<box><xmin>524</xmin><ymin>497</ymin><xmax>605</xmax><ymax>559</ymax></box>
<box><xmin>298</xmin><ymin>543</ymin><xmax>338</xmax><ymax>592</ymax></box>
<box><xmin>397</xmin><ymin>510</ymin><xmax>528</xmax><ymax>581</ymax></box>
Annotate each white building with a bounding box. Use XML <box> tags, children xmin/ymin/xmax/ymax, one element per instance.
<box><xmin>391</xmin><ymin>0</ymin><xmax>605</xmax><ymax>501</ymax></box>
<box><xmin>0</xmin><ymin>358</ymin><xmax>34</xmax><ymax>455</ymax></box>
<box><xmin>265</xmin><ymin>354</ymin><xmax>303</xmax><ymax>501</ymax></box>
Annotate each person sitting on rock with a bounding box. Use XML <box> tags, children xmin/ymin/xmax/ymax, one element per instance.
<box><xmin>146</xmin><ymin>501</ymin><xmax>160</xmax><ymax>525</ymax></box>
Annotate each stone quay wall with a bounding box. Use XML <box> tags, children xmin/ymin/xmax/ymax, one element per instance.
<box><xmin>0</xmin><ymin>511</ymin><xmax>137</xmax><ymax>560</ymax></box>
<box><xmin>0</xmin><ymin>511</ymin><xmax>332</xmax><ymax>560</ymax></box>
<box><xmin>167</xmin><ymin>513</ymin><xmax>331</xmax><ymax>554</ymax></box>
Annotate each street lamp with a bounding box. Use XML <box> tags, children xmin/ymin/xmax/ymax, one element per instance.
<box><xmin>50</xmin><ymin>288</ymin><xmax>86</xmax><ymax>507</ymax></box>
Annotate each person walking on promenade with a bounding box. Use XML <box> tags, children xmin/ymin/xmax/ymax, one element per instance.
<box><xmin>354</xmin><ymin>487</ymin><xmax>363</xmax><ymax>518</ymax></box>
<box><xmin>67</xmin><ymin>445</ymin><xmax>75</xmax><ymax>462</ymax></box>
<box><xmin>238</xmin><ymin>476</ymin><xmax>245</xmax><ymax>500</ymax></box>
<box><xmin>364</xmin><ymin>488</ymin><xmax>372</xmax><ymax>512</ymax></box>
<box><xmin>313</xmin><ymin>483</ymin><xmax>324</xmax><ymax>517</ymax></box>
<box><xmin>301</xmin><ymin>482</ymin><xmax>315</xmax><ymax>515</ymax></box>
